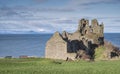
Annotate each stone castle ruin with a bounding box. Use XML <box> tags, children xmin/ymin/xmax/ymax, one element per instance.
<box><xmin>45</xmin><ymin>18</ymin><xmax>104</xmax><ymax>60</ymax></box>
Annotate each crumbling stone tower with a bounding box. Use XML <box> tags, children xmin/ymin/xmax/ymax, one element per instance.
<box><xmin>45</xmin><ymin>18</ymin><xmax>104</xmax><ymax>60</ymax></box>
<box><xmin>91</xmin><ymin>19</ymin><xmax>104</xmax><ymax>37</ymax></box>
<box><xmin>78</xmin><ymin>18</ymin><xmax>89</xmax><ymax>35</ymax></box>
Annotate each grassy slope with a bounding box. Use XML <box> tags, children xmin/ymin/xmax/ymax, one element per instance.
<box><xmin>0</xmin><ymin>58</ymin><xmax>120</xmax><ymax>74</ymax></box>
<box><xmin>95</xmin><ymin>46</ymin><xmax>106</xmax><ymax>60</ymax></box>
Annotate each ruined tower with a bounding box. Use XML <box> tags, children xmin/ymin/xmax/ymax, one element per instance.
<box><xmin>45</xmin><ymin>18</ymin><xmax>104</xmax><ymax>60</ymax></box>
<box><xmin>78</xmin><ymin>18</ymin><xmax>89</xmax><ymax>35</ymax></box>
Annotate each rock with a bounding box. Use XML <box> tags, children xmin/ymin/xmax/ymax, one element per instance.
<box><xmin>66</xmin><ymin>57</ymin><xmax>73</xmax><ymax>61</ymax></box>
<box><xmin>104</xmin><ymin>41</ymin><xmax>120</xmax><ymax>59</ymax></box>
<box><xmin>95</xmin><ymin>41</ymin><xmax>120</xmax><ymax>60</ymax></box>
<box><xmin>76</xmin><ymin>50</ymin><xmax>91</xmax><ymax>60</ymax></box>
<box><xmin>5</xmin><ymin>56</ymin><xmax>12</xmax><ymax>59</ymax></box>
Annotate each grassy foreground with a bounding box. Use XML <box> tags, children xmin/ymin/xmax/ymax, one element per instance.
<box><xmin>0</xmin><ymin>58</ymin><xmax>120</xmax><ymax>74</ymax></box>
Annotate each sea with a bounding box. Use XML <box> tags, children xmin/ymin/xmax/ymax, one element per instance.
<box><xmin>0</xmin><ymin>33</ymin><xmax>120</xmax><ymax>58</ymax></box>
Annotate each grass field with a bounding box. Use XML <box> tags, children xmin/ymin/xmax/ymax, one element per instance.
<box><xmin>0</xmin><ymin>58</ymin><xmax>120</xmax><ymax>74</ymax></box>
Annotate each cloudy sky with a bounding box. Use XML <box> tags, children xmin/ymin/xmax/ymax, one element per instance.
<box><xmin>0</xmin><ymin>0</ymin><xmax>120</xmax><ymax>33</ymax></box>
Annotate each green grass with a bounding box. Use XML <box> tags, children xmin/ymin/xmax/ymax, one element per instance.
<box><xmin>95</xmin><ymin>46</ymin><xmax>106</xmax><ymax>60</ymax></box>
<box><xmin>0</xmin><ymin>58</ymin><xmax>120</xmax><ymax>74</ymax></box>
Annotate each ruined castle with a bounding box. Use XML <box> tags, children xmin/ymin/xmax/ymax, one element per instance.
<box><xmin>45</xmin><ymin>18</ymin><xmax>104</xmax><ymax>60</ymax></box>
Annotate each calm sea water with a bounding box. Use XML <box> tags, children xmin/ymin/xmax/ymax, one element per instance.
<box><xmin>0</xmin><ymin>33</ymin><xmax>120</xmax><ymax>58</ymax></box>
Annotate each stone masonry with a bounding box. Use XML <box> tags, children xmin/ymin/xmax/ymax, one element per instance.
<box><xmin>45</xmin><ymin>18</ymin><xmax>104</xmax><ymax>60</ymax></box>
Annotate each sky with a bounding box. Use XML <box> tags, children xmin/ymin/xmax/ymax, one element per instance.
<box><xmin>0</xmin><ymin>0</ymin><xmax>120</xmax><ymax>33</ymax></box>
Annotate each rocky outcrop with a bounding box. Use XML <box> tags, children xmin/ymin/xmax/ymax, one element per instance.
<box><xmin>104</xmin><ymin>41</ymin><xmax>120</xmax><ymax>59</ymax></box>
<box><xmin>94</xmin><ymin>40</ymin><xmax>120</xmax><ymax>60</ymax></box>
<box><xmin>45</xmin><ymin>18</ymin><xmax>105</xmax><ymax>60</ymax></box>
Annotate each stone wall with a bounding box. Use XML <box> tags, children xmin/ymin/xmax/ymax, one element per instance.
<box><xmin>45</xmin><ymin>32</ymin><xmax>68</xmax><ymax>60</ymax></box>
<box><xmin>45</xmin><ymin>18</ymin><xmax>104</xmax><ymax>60</ymax></box>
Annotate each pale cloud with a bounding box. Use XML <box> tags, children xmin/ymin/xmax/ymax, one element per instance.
<box><xmin>0</xmin><ymin>10</ymin><xmax>120</xmax><ymax>33</ymax></box>
<box><xmin>69</xmin><ymin>0</ymin><xmax>120</xmax><ymax>6</ymax></box>
<box><xmin>0</xmin><ymin>0</ymin><xmax>120</xmax><ymax>33</ymax></box>
<box><xmin>66</xmin><ymin>0</ymin><xmax>120</xmax><ymax>10</ymax></box>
